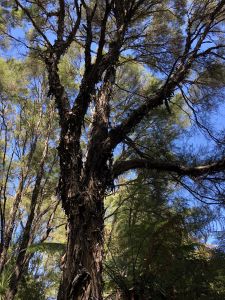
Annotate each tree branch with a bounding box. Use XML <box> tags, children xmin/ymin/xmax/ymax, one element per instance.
<box><xmin>112</xmin><ymin>158</ymin><xmax>225</xmax><ymax>178</ymax></box>
<box><xmin>105</xmin><ymin>0</ymin><xmax>225</xmax><ymax>151</ymax></box>
<box><xmin>56</xmin><ymin>0</ymin><xmax>66</xmax><ymax>42</ymax></box>
<box><xmin>15</xmin><ymin>0</ymin><xmax>52</xmax><ymax>48</ymax></box>
<box><xmin>57</xmin><ymin>1</ymin><xmax>82</xmax><ymax>56</ymax></box>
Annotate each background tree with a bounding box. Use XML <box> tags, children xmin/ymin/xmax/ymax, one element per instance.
<box><xmin>0</xmin><ymin>56</ymin><xmax>67</xmax><ymax>299</ymax></box>
<box><xmin>104</xmin><ymin>172</ymin><xmax>225</xmax><ymax>300</ymax></box>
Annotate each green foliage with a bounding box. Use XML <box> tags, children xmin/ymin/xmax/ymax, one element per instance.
<box><xmin>27</xmin><ymin>242</ymin><xmax>66</xmax><ymax>255</ymax></box>
<box><xmin>104</xmin><ymin>175</ymin><xmax>225</xmax><ymax>299</ymax></box>
<box><xmin>0</xmin><ymin>55</ymin><xmax>65</xmax><ymax>299</ymax></box>
<box><xmin>16</xmin><ymin>275</ymin><xmax>46</xmax><ymax>300</ymax></box>
<box><xmin>0</xmin><ymin>267</ymin><xmax>11</xmax><ymax>299</ymax></box>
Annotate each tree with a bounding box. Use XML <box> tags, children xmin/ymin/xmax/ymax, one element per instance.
<box><xmin>104</xmin><ymin>172</ymin><xmax>225</xmax><ymax>300</ymax></box>
<box><xmin>1</xmin><ymin>0</ymin><xmax>225</xmax><ymax>299</ymax></box>
<box><xmin>0</xmin><ymin>57</ymin><xmax>65</xmax><ymax>298</ymax></box>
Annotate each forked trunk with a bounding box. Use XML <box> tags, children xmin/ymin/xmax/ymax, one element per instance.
<box><xmin>55</xmin><ymin>89</ymin><xmax>110</xmax><ymax>299</ymax></box>
<box><xmin>57</xmin><ymin>191</ymin><xmax>104</xmax><ymax>300</ymax></box>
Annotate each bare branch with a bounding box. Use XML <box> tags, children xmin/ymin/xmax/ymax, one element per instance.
<box><xmin>15</xmin><ymin>0</ymin><xmax>52</xmax><ymax>48</ymax></box>
<box><xmin>112</xmin><ymin>157</ymin><xmax>225</xmax><ymax>178</ymax></box>
<box><xmin>56</xmin><ymin>0</ymin><xmax>66</xmax><ymax>42</ymax></box>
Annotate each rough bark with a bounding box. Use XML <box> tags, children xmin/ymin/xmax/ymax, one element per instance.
<box><xmin>57</xmin><ymin>191</ymin><xmax>105</xmax><ymax>300</ymax></box>
<box><xmin>56</xmin><ymin>107</ymin><xmax>111</xmax><ymax>299</ymax></box>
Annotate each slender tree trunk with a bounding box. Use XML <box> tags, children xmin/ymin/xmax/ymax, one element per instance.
<box><xmin>0</xmin><ymin>138</ymin><xmax>37</xmax><ymax>274</ymax></box>
<box><xmin>4</xmin><ymin>138</ymin><xmax>49</xmax><ymax>300</ymax></box>
<box><xmin>0</xmin><ymin>182</ymin><xmax>24</xmax><ymax>274</ymax></box>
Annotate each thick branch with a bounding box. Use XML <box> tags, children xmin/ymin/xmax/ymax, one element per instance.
<box><xmin>96</xmin><ymin>0</ymin><xmax>112</xmax><ymax>64</ymax></box>
<box><xmin>56</xmin><ymin>0</ymin><xmax>65</xmax><ymax>42</ymax></box>
<box><xmin>61</xmin><ymin>2</ymin><xmax>81</xmax><ymax>53</ymax></box>
<box><xmin>70</xmin><ymin>2</ymin><xmax>128</xmax><ymax>144</ymax></box>
<box><xmin>83</xmin><ymin>65</ymin><xmax>116</xmax><ymax>184</ymax></box>
<box><xmin>112</xmin><ymin>158</ymin><xmax>225</xmax><ymax>178</ymax></box>
<box><xmin>45</xmin><ymin>59</ymin><xmax>71</xmax><ymax>121</ymax></box>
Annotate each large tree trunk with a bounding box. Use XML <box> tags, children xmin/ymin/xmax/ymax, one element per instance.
<box><xmin>56</xmin><ymin>108</ymin><xmax>108</xmax><ymax>299</ymax></box>
<box><xmin>57</xmin><ymin>190</ymin><xmax>105</xmax><ymax>300</ymax></box>
<box><xmin>45</xmin><ymin>31</ymin><xmax>117</xmax><ymax>299</ymax></box>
